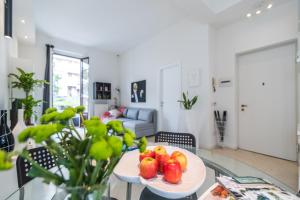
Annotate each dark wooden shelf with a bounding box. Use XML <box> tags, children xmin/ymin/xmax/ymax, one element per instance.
<box><xmin>93</xmin><ymin>82</ymin><xmax>111</xmax><ymax>100</ymax></box>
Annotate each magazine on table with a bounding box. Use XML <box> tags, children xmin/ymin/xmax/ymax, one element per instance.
<box><xmin>216</xmin><ymin>176</ymin><xmax>299</xmax><ymax>200</ymax></box>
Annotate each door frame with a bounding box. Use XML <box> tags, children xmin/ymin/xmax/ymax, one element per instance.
<box><xmin>158</xmin><ymin>62</ymin><xmax>182</xmax><ymax>131</ymax></box>
<box><xmin>235</xmin><ymin>39</ymin><xmax>298</xmax><ymax>155</ymax></box>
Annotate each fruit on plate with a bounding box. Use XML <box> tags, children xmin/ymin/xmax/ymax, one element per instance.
<box><xmin>139</xmin><ymin>150</ymin><xmax>155</xmax><ymax>162</ymax></box>
<box><xmin>171</xmin><ymin>151</ymin><xmax>187</xmax><ymax>171</ymax></box>
<box><xmin>163</xmin><ymin>159</ymin><xmax>182</xmax><ymax>184</ymax></box>
<box><xmin>154</xmin><ymin>146</ymin><xmax>167</xmax><ymax>155</ymax></box>
<box><xmin>139</xmin><ymin>157</ymin><xmax>158</xmax><ymax>179</ymax></box>
<box><xmin>156</xmin><ymin>153</ymin><xmax>170</xmax><ymax>173</ymax></box>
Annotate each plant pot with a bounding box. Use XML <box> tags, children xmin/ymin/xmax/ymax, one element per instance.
<box><xmin>183</xmin><ymin>110</ymin><xmax>199</xmax><ymax>145</ymax></box>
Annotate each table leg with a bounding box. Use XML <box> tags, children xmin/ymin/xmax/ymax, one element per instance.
<box><xmin>126</xmin><ymin>182</ymin><xmax>132</xmax><ymax>200</ymax></box>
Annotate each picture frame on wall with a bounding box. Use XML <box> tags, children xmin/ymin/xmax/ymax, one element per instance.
<box><xmin>131</xmin><ymin>80</ymin><xmax>146</xmax><ymax>103</ymax></box>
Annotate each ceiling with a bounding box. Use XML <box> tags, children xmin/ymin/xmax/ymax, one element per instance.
<box><xmin>15</xmin><ymin>0</ymin><xmax>293</xmax><ymax>53</ymax></box>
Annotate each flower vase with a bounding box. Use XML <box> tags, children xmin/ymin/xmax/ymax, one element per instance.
<box><xmin>53</xmin><ymin>179</ymin><xmax>110</xmax><ymax>200</ymax></box>
<box><xmin>12</xmin><ymin>109</ymin><xmax>27</xmax><ymax>151</ymax></box>
<box><xmin>0</xmin><ymin>110</ymin><xmax>15</xmax><ymax>152</ymax></box>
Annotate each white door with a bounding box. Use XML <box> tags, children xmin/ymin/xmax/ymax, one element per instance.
<box><xmin>160</xmin><ymin>64</ymin><xmax>181</xmax><ymax>132</ymax></box>
<box><xmin>238</xmin><ymin>42</ymin><xmax>297</xmax><ymax>161</ymax></box>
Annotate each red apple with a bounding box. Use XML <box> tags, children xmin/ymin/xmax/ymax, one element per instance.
<box><xmin>171</xmin><ymin>151</ymin><xmax>187</xmax><ymax>172</ymax></box>
<box><xmin>163</xmin><ymin>159</ymin><xmax>182</xmax><ymax>184</ymax></box>
<box><xmin>156</xmin><ymin>153</ymin><xmax>170</xmax><ymax>173</ymax></box>
<box><xmin>139</xmin><ymin>157</ymin><xmax>158</xmax><ymax>179</ymax></box>
<box><xmin>139</xmin><ymin>150</ymin><xmax>155</xmax><ymax>162</ymax></box>
<box><xmin>153</xmin><ymin>146</ymin><xmax>167</xmax><ymax>155</ymax></box>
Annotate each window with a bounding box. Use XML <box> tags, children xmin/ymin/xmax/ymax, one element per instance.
<box><xmin>52</xmin><ymin>54</ymin><xmax>89</xmax><ymax>114</ymax></box>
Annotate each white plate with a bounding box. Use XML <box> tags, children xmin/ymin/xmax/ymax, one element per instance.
<box><xmin>113</xmin><ymin>145</ymin><xmax>206</xmax><ymax>199</ymax></box>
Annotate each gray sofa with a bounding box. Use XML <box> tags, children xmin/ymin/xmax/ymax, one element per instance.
<box><xmin>117</xmin><ymin>108</ymin><xmax>157</xmax><ymax>138</ymax></box>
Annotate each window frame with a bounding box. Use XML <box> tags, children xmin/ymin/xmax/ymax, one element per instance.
<box><xmin>51</xmin><ymin>52</ymin><xmax>89</xmax><ymax>113</ymax></box>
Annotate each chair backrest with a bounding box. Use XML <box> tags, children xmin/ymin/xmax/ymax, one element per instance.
<box><xmin>16</xmin><ymin>146</ymin><xmax>56</xmax><ymax>188</ymax></box>
<box><xmin>155</xmin><ymin>131</ymin><xmax>196</xmax><ymax>147</ymax></box>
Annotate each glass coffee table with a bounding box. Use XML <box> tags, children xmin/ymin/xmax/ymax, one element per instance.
<box><xmin>3</xmin><ymin>144</ymin><xmax>298</xmax><ymax>200</ymax></box>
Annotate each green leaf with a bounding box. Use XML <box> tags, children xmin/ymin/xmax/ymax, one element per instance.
<box><xmin>29</xmin><ymin>165</ymin><xmax>63</xmax><ymax>185</ymax></box>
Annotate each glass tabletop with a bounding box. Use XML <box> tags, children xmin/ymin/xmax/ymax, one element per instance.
<box><xmin>4</xmin><ymin>144</ymin><xmax>297</xmax><ymax>200</ymax></box>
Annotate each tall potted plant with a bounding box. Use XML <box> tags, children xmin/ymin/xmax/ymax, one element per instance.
<box><xmin>9</xmin><ymin>68</ymin><xmax>48</xmax><ymax>125</ymax></box>
<box><xmin>0</xmin><ymin>106</ymin><xmax>147</xmax><ymax>200</ymax></box>
<box><xmin>178</xmin><ymin>92</ymin><xmax>199</xmax><ymax>143</ymax></box>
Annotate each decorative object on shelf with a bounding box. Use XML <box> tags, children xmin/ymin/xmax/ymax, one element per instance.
<box><xmin>4</xmin><ymin>0</ymin><xmax>13</xmax><ymax>38</ymax></box>
<box><xmin>0</xmin><ymin>110</ymin><xmax>14</xmax><ymax>152</ymax></box>
<box><xmin>12</xmin><ymin>109</ymin><xmax>27</xmax><ymax>151</ymax></box>
<box><xmin>131</xmin><ymin>80</ymin><xmax>146</xmax><ymax>103</ymax></box>
<box><xmin>8</xmin><ymin>67</ymin><xmax>48</xmax><ymax>125</ymax></box>
<box><xmin>214</xmin><ymin>110</ymin><xmax>227</xmax><ymax>144</ymax></box>
<box><xmin>0</xmin><ymin>106</ymin><xmax>147</xmax><ymax>200</ymax></box>
<box><xmin>93</xmin><ymin>82</ymin><xmax>111</xmax><ymax>100</ymax></box>
<box><xmin>178</xmin><ymin>91</ymin><xmax>198</xmax><ymax>110</ymax></box>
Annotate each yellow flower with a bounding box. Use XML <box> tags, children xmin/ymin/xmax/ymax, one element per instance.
<box><xmin>107</xmin><ymin>120</ymin><xmax>124</xmax><ymax>134</ymax></box>
<box><xmin>107</xmin><ymin>136</ymin><xmax>123</xmax><ymax>157</ymax></box>
<box><xmin>45</xmin><ymin>107</ymin><xmax>57</xmax><ymax>114</ymax></box>
<box><xmin>125</xmin><ymin>128</ymin><xmax>136</xmax><ymax>139</ymax></box>
<box><xmin>123</xmin><ymin>132</ymin><xmax>134</xmax><ymax>147</ymax></box>
<box><xmin>18</xmin><ymin>126</ymin><xmax>36</xmax><ymax>142</ymax></box>
<box><xmin>84</xmin><ymin>119</ymin><xmax>107</xmax><ymax>140</ymax></box>
<box><xmin>75</xmin><ymin>106</ymin><xmax>85</xmax><ymax>113</ymax></box>
<box><xmin>89</xmin><ymin>140</ymin><xmax>112</xmax><ymax>160</ymax></box>
<box><xmin>0</xmin><ymin>150</ymin><xmax>13</xmax><ymax>170</ymax></box>
<box><xmin>40</xmin><ymin>111</ymin><xmax>58</xmax><ymax>124</ymax></box>
<box><xmin>138</xmin><ymin>136</ymin><xmax>147</xmax><ymax>153</ymax></box>
<box><xmin>55</xmin><ymin>109</ymin><xmax>75</xmax><ymax>121</ymax></box>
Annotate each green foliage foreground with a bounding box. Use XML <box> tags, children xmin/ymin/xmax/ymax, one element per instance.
<box><xmin>0</xmin><ymin>106</ymin><xmax>147</xmax><ymax>199</ymax></box>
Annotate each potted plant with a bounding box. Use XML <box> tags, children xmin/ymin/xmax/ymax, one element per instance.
<box><xmin>178</xmin><ymin>92</ymin><xmax>199</xmax><ymax>143</ymax></box>
<box><xmin>178</xmin><ymin>92</ymin><xmax>198</xmax><ymax>110</ymax></box>
<box><xmin>8</xmin><ymin>68</ymin><xmax>48</xmax><ymax>125</ymax></box>
<box><xmin>0</xmin><ymin>106</ymin><xmax>147</xmax><ymax>200</ymax></box>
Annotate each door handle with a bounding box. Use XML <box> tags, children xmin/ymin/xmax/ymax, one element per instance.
<box><xmin>241</xmin><ymin>104</ymin><xmax>248</xmax><ymax>108</ymax></box>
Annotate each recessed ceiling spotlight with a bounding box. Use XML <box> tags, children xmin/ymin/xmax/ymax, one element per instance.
<box><xmin>246</xmin><ymin>13</ymin><xmax>252</xmax><ymax>18</ymax></box>
<box><xmin>267</xmin><ymin>4</ymin><xmax>273</xmax><ymax>9</ymax></box>
<box><xmin>256</xmin><ymin>10</ymin><xmax>262</xmax><ymax>15</ymax></box>
<box><xmin>24</xmin><ymin>35</ymin><xmax>28</xmax><ymax>39</ymax></box>
<box><xmin>20</xmin><ymin>19</ymin><xmax>25</xmax><ymax>24</ymax></box>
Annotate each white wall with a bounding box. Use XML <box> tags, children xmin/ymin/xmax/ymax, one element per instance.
<box><xmin>17</xmin><ymin>31</ymin><xmax>120</xmax><ymax>118</ymax></box>
<box><xmin>214</xmin><ymin>0</ymin><xmax>298</xmax><ymax>148</ymax></box>
<box><xmin>119</xmin><ymin>19</ymin><xmax>216</xmax><ymax>148</ymax></box>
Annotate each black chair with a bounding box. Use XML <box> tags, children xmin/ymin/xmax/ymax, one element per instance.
<box><xmin>139</xmin><ymin>131</ymin><xmax>197</xmax><ymax>200</ymax></box>
<box><xmin>16</xmin><ymin>146</ymin><xmax>57</xmax><ymax>200</ymax></box>
<box><xmin>16</xmin><ymin>146</ymin><xmax>118</xmax><ymax>200</ymax></box>
<box><xmin>155</xmin><ymin>131</ymin><xmax>196</xmax><ymax>147</ymax></box>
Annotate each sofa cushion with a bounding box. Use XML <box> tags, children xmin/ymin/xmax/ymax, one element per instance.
<box><xmin>117</xmin><ymin>117</ymin><xmax>133</xmax><ymax>122</ymax></box>
<box><xmin>126</xmin><ymin>108</ymin><xmax>139</xmax><ymax>120</ymax></box>
<box><xmin>138</xmin><ymin>109</ymin><xmax>153</xmax><ymax>122</ymax></box>
<box><xmin>123</xmin><ymin>120</ymin><xmax>153</xmax><ymax>129</ymax></box>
